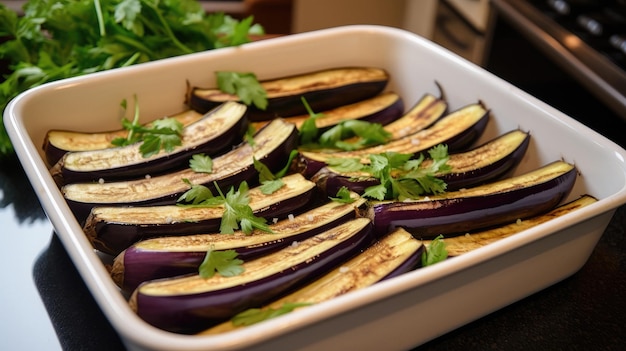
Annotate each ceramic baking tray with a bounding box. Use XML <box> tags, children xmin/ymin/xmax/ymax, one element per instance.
<box><xmin>5</xmin><ymin>25</ymin><xmax>626</xmax><ymax>351</ymax></box>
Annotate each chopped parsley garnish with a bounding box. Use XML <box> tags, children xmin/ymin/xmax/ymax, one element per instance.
<box><xmin>216</xmin><ymin>71</ymin><xmax>268</xmax><ymax>110</ymax></box>
<box><xmin>231</xmin><ymin>302</ymin><xmax>313</xmax><ymax>326</ymax></box>
<box><xmin>189</xmin><ymin>153</ymin><xmax>213</xmax><ymax>173</ymax></box>
<box><xmin>111</xmin><ymin>96</ymin><xmax>184</xmax><ymax>158</ymax></box>
<box><xmin>177</xmin><ymin>180</ymin><xmax>272</xmax><ymax>234</ymax></box>
<box><xmin>198</xmin><ymin>248</ymin><xmax>244</xmax><ymax>278</ymax></box>
<box><xmin>422</xmin><ymin>235</ymin><xmax>448</xmax><ymax>267</ymax></box>
<box><xmin>327</xmin><ymin>144</ymin><xmax>452</xmax><ymax>201</ymax></box>
<box><xmin>329</xmin><ymin>186</ymin><xmax>356</xmax><ymax>203</ymax></box>
<box><xmin>318</xmin><ymin>120</ymin><xmax>391</xmax><ymax>151</ymax></box>
<box><xmin>298</xmin><ymin>97</ymin><xmax>325</xmax><ymax>145</ymax></box>
<box><xmin>252</xmin><ymin>150</ymin><xmax>299</xmax><ymax>194</ymax></box>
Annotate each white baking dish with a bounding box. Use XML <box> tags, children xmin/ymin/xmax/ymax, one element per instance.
<box><xmin>5</xmin><ymin>25</ymin><xmax>626</xmax><ymax>351</ymax></box>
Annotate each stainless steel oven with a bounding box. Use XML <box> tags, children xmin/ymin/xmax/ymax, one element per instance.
<box><xmin>485</xmin><ymin>0</ymin><xmax>626</xmax><ymax>147</ymax></box>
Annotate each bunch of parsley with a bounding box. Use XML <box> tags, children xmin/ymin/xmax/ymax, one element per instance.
<box><xmin>0</xmin><ymin>0</ymin><xmax>263</xmax><ymax>156</ymax></box>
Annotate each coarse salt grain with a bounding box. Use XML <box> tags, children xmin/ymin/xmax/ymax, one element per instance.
<box><xmin>98</xmin><ymin>178</ymin><xmax>105</xmax><ymax>184</ymax></box>
<box><xmin>272</xmin><ymin>218</ymin><xmax>278</xmax><ymax>224</ymax></box>
<box><xmin>145</xmin><ymin>174</ymin><xmax>151</xmax><ymax>179</ymax></box>
<box><xmin>291</xmin><ymin>241</ymin><xmax>299</xmax><ymax>247</ymax></box>
<box><xmin>307</xmin><ymin>214</ymin><xmax>314</xmax><ymax>222</ymax></box>
<box><xmin>288</xmin><ymin>214</ymin><xmax>295</xmax><ymax>221</ymax></box>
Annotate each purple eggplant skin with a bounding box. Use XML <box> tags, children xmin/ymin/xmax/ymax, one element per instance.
<box><xmin>112</xmin><ymin>195</ymin><xmax>368</xmax><ymax>293</ymax></box>
<box><xmin>188</xmin><ymin>67</ymin><xmax>390</xmax><ymax>121</ymax></box>
<box><xmin>425</xmin><ymin>195</ymin><xmax>598</xmax><ymax>257</ymax></box>
<box><xmin>84</xmin><ymin>174</ymin><xmax>319</xmax><ymax>256</ymax></box>
<box><xmin>52</xmin><ymin>102</ymin><xmax>249</xmax><ymax>185</ymax></box>
<box><xmin>297</xmin><ymin>102</ymin><xmax>490</xmax><ymax>178</ymax></box>
<box><xmin>313</xmin><ymin>129</ymin><xmax>531</xmax><ymax>196</ymax></box>
<box><xmin>129</xmin><ymin>218</ymin><xmax>375</xmax><ymax>334</ymax></box>
<box><xmin>62</xmin><ymin>118</ymin><xmax>299</xmax><ymax>222</ymax></box>
<box><xmin>42</xmin><ymin>110</ymin><xmax>205</xmax><ymax>167</ymax></box>
<box><xmin>367</xmin><ymin>161</ymin><xmax>577</xmax><ymax>238</ymax></box>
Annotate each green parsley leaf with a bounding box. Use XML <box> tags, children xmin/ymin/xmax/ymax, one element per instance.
<box><xmin>231</xmin><ymin>302</ymin><xmax>313</xmax><ymax>327</ymax></box>
<box><xmin>216</xmin><ymin>71</ymin><xmax>268</xmax><ymax>110</ymax></box>
<box><xmin>422</xmin><ymin>235</ymin><xmax>448</xmax><ymax>267</ymax></box>
<box><xmin>252</xmin><ymin>150</ymin><xmax>298</xmax><ymax>195</ymax></box>
<box><xmin>189</xmin><ymin>153</ymin><xmax>213</xmax><ymax>173</ymax></box>
<box><xmin>177</xmin><ymin>179</ymin><xmax>222</xmax><ymax>206</ymax></box>
<box><xmin>298</xmin><ymin>97</ymin><xmax>325</xmax><ymax>145</ymax></box>
<box><xmin>198</xmin><ymin>248</ymin><xmax>244</xmax><ymax>278</ymax></box>
<box><xmin>218</xmin><ymin>181</ymin><xmax>272</xmax><ymax>234</ymax></box>
<box><xmin>319</xmin><ymin>120</ymin><xmax>391</xmax><ymax>151</ymax></box>
<box><xmin>329</xmin><ymin>186</ymin><xmax>356</xmax><ymax>203</ymax></box>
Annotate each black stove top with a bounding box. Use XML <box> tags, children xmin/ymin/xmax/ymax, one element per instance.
<box><xmin>492</xmin><ymin>0</ymin><xmax>626</xmax><ymax>118</ymax></box>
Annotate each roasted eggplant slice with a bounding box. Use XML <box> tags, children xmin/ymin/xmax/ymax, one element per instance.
<box><xmin>129</xmin><ymin>218</ymin><xmax>375</xmax><ymax>334</ymax></box>
<box><xmin>188</xmin><ymin>67</ymin><xmax>390</xmax><ymax>120</ymax></box>
<box><xmin>111</xmin><ymin>194</ymin><xmax>367</xmax><ymax>292</ymax></box>
<box><xmin>312</xmin><ymin>129</ymin><xmax>531</xmax><ymax>196</ymax></box>
<box><xmin>51</xmin><ymin>102</ymin><xmax>248</xmax><ymax>184</ymax></box>
<box><xmin>382</xmin><ymin>93</ymin><xmax>448</xmax><ymax>139</ymax></box>
<box><xmin>62</xmin><ymin>118</ymin><xmax>298</xmax><ymax>221</ymax></box>
<box><xmin>199</xmin><ymin>227</ymin><xmax>424</xmax><ymax>335</ymax></box>
<box><xmin>84</xmin><ymin>173</ymin><xmax>318</xmax><ymax>256</ymax></box>
<box><xmin>254</xmin><ymin>91</ymin><xmax>405</xmax><ymax>131</ymax></box>
<box><xmin>42</xmin><ymin>110</ymin><xmax>204</xmax><ymax>166</ymax></box>
<box><xmin>298</xmin><ymin>102</ymin><xmax>489</xmax><ymax>176</ymax></box>
<box><xmin>367</xmin><ymin>161</ymin><xmax>577</xmax><ymax>237</ymax></box>
<box><xmin>424</xmin><ymin>195</ymin><xmax>597</xmax><ymax>256</ymax></box>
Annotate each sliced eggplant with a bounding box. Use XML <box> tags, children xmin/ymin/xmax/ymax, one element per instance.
<box><xmin>188</xmin><ymin>67</ymin><xmax>390</xmax><ymax>120</ymax></box>
<box><xmin>425</xmin><ymin>195</ymin><xmax>597</xmax><ymax>257</ymax></box>
<box><xmin>42</xmin><ymin>109</ymin><xmax>204</xmax><ymax>166</ymax></box>
<box><xmin>367</xmin><ymin>161</ymin><xmax>577</xmax><ymax>237</ymax></box>
<box><xmin>51</xmin><ymin>102</ymin><xmax>249</xmax><ymax>184</ymax></box>
<box><xmin>297</xmin><ymin>102</ymin><xmax>490</xmax><ymax>177</ymax></box>
<box><xmin>84</xmin><ymin>173</ymin><xmax>318</xmax><ymax>256</ymax></box>
<box><xmin>62</xmin><ymin>118</ymin><xmax>298</xmax><ymax>221</ymax></box>
<box><xmin>253</xmin><ymin>91</ymin><xmax>404</xmax><ymax>131</ymax></box>
<box><xmin>198</xmin><ymin>227</ymin><xmax>424</xmax><ymax>335</ymax></box>
<box><xmin>111</xmin><ymin>194</ymin><xmax>367</xmax><ymax>292</ymax></box>
<box><xmin>382</xmin><ymin>93</ymin><xmax>448</xmax><ymax>139</ymax></box>
<box><xmin>312</xmin><ymin>129</ymin><xmax>531</xmax><ymax>196</ymax></box>
<box><xmin>129</xmin><ymin>217</ymin><xmax>375</xmax><ymax>334</ymax></box>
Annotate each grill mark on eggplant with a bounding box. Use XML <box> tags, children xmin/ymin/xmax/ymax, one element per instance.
<box><xmin>54</xmin><ymin>102</ymin><xmax>249</xmax><ymax>184</ymax></box>
<box><xmin>129</xmin><ymin>218</ymin><xmax>374</xmax><ymax>333</ymax></box>
<box><xmin>189</xmin><ymin>67</ymin><xmax>389</xmax><ymax>120</ymax></box>
<box><xmin>299</xmin><ymin>102</ymin><xmax>489</xmax><ymax>166</ymax></box>
<box><xmin>43</xmin><ymin>109</ymin><xmax>204</xmax><ymax>166</ymax></box>
<box><xmin>111</xmin><ymin>195</ymin><xmax>368</xmax><ymax>292</ymax></box>
<box><xmin>198</xmin><ymin>227</ymin><xmax>423</xmax><ymax>335</ymax></box>
<box><xmin>383</xmin><ymin>93</ymin><xmax>448</xmax><ymax>139</ymax></box>
<box><xmin>83</xmin><ymin>173</ymin><xmax>317</xmax><ymax>255</ymax></box>
<box><xmin>427</xmin><ymin>195</ymin><xmax>598</xmax><ymax>257</ymax></box>
<box><xmin>312</xmin><ymin>129</ymin><xmax>530</xmax><ymax>196</ymax></box>
<box><xmin>62</xmin><ymin>118</ymin><xmax>298</xmax><ymax>220</ymax></box>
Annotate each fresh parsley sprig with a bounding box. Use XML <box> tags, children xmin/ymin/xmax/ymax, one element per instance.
<box><xmin>0</xmin><ymin>0</ymin><xmax>264</xmax><ymax>156</ymax></box>
<box><xmin>327</xmin><ymin>144</ymin><xmax>452</xmax><ymax>201</ymax></box>
<box><xmin>198</xmin><ymin>248</ymin><xmax>245</xmax><ymax>278</ymax></box>
<box><xmin>216</xmin><ymin>71</ymin><xmax>268</xmax><ymax>110</ymax></box>
<box><xmin>231</xmin><ymin>302</ymin><xmax>313</xmax><ymax>326</ymax></box>
<box><xmin>422</xmin><ymin>235</ymin><xmax>448</xmax><ymax>267</ymax></box>
<box><xmin>110</xmin><ymin>96</ymin><xmax>184</xmax><ymax>158</ymax></box>
<box><xmin>329</xmin><ymin>186</ymin><xmax>357</xmax><ymax>204</ymax></box>
<box><xmin>177</xmin><ymin>180</ymin><xmax>272</xmax><ymax>235</ymax></box>
<box><xmin>297</xmin><ymin>97</ymin><xmax>391</xmax><ymax>150</ymax></box>
<box><xmin>252</xmin><ymin>150</ymin><xmax>299</xmax><ymax>194</ymax></box>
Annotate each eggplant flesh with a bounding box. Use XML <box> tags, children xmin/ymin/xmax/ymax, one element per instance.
<box><xmin>62</xmin><ymin>118</ymin><xmax>299</xmax><ymax>221</ymax></box>
<box><xmin>43</xmin><ymin>110</ymin><xmax>204</xmax><ymax>166</ymax></box>
<box><xmin>253</xmin><ymin>91</ymin><xmax>404</xmax><ymax>131</ymax></box>
<box><xmin>382</xmin><ymin>93</ymin><xmax>448</xmax><ymax>139</ymax></box>
<box><xmin>199</xmin><ymin>227</ymin><xmax>424</xmax><ymax>335</ymax></box>
<box><xmin>84</xmin><ymin>173</ymin><xmax>318</xmax><ymax>256</ymax></box>
<box><xmin>111</xmin><ymin>194</ymin><xmax>367</xmax><ymax>292</ymax></box>
<box><xmin>53</xmin><ymin>102</ymin><xmax>248</xmax><ymax>184</ymax></box>
<box><xmin>129</xmin><ymin>218</ymin><xmax>375</xmax><ymax>334</ymax></box>
<box><xmin>189</xmin><ymin>67</ymin><xmax>390</xmax><ymax>120</ymax></box>
<box><xmin>312</xmin><ymin>129</ymin><xmax>530</xmax><ymax>196</ymax></box>
<box><xmin>426</xmin><ymin>195</ymin><xmax>597</xmax><ymax>257</ymax></box>
<box><xmin>367</xmin><ymin>161</ymin><xmax>577</xmax><ymax>237</ymax></box>
<box><xmin>298</xmin><ymin>102</ymin><xmax>489</xmax><ymax>175</ymax></box>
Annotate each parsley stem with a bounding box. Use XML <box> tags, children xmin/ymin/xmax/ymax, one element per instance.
<box><xmin>94</xmin><ymin>0</ymin><xmax>106</xmax><ymax>37</ymax></box>
<box><xmin>144</xmin><ymin>2</ymin><xmax>194</xmax><ymax>55</ymax></box>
